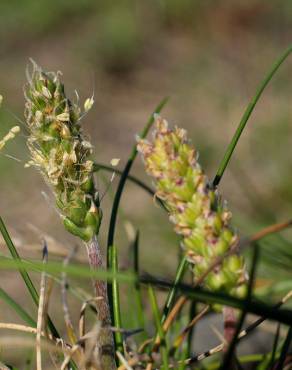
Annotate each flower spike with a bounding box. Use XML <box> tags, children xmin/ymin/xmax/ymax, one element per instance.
<box><xmin>137</xmin><ymin>115</ymin><xmax>247</xmax><ymax>297</ymax></box>
<box><xmin>24</xmin><ymin>61</ymin><xmax>101</xmax><ymax>242</ymax></box>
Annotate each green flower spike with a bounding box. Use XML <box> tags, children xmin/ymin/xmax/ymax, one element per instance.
<box><xmin>137</xmin><ymin>115</ymin><xmax>247</xmax><ymax>298</ymax></box>
<box><xmin>24</xmin><ymin>62</ymin><xmax>116</xmax><ymax>370</ymax></box>
<box><xmin>24</xmin><ymin>61</ymin><xmax>101</xmax><ymax>242</ymax></box>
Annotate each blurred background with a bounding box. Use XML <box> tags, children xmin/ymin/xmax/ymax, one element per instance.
<box><xmin>0</xmin><ymin>0</ymin><xmax>292</xmax><ymax>367</ymax></box>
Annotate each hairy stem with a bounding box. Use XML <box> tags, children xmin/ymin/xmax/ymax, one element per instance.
<box><xmin>222</xmin><ymin>306</ymin><xmax>237</xmax><ymax>369</ymax></box>
<box><xmin>86</xmin><ymin>236</ymin><xmax>116</xmax><ymax>370</ymax></box>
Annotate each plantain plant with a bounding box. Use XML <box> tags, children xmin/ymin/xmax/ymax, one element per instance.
<box><xmin>24</xmin><ymin>61</ymin><xmax>116</xmax><ymax>370</ymax></box>
<box><xmin>0</xmin><ymin>45</ymin><xmax>292</xmax><ymax>370</ymax></box>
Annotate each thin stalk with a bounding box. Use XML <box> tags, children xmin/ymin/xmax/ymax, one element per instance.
<box><xmin>148</xmin><ymin>285</ymin><xmax>169</xmax><ymax>370</ymax></box>
<box><xmin>139</xmin><ymin>275</ymin><xmax>292</xmax><ymax>326</ymax></box>
<box><xmin>161</xmin><ymin>256</ymin><xmax>188</xmax><ymax>324</ymax></box>
<box><xmin>0</xmin><ymin>216</ymin><xmax>59</xmax><ymax>339</ymax></box>
<box><xmin>220</xmin><ymin>244</ymin><xmax>259</xmax><ymax>369</ymax></box>
<box><xmin>187</xmin><ymin>300</ymin><xmax>197</xmax><ymax>356</ymax></box>
<box><xmin>36</xmin><ymin>244</ymin><xmax>48</xmax><ymax>370</ymax></box>
<box><xmin>268</xmin><ymin>324</ymin><xmax>281</xmax><ymax>369</ymax></box>
<box><xmin>86</xmin><ymin>236</ymin><xmax>116</xmax><ymax>370</ymax></box>
<box><xmin>111</xmin><ymin>244</ymin><xmax>123</xmax><ymax>355</ymax></box>
<box><xmin>131</xmin><ymin>231</ymin><xmax>147</xmax><ymax>340</ymax></box>
<box><xmin>207</xmin><ymin>353</ymin><xmax>280</xmax><ymax>369</ymax></box>
<box><xmin>0</xmin><ymin>287</ymin><xmax>36</xmax><ymax>327</ymax></box>
<box><xmin>94</xmin><ymin>163</ymin><xmax>155</xmax><ymax>198</ymax></box>
<box><xmin>213</xmin><ymin>45</ymin><xmax>292</xmax><ymax>187</ymax></box>
<box><xmin>274</xmin><ymin>326</ymin><xmax>292</xmax><ymax>370</ymax></box>
<box><xmin>170</xmin><ymin>305</ymin><xmax>209</xmax><ymax>356</ymax></box>
<box><xmin>106</xmin><ymin>97</ymin><xmax>169</xmax><ymax>318</ymax></box>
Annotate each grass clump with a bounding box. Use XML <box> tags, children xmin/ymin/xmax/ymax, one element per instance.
<box><xmin>0</xmin><ymin>46</ymin><xmax>292</xmax><ymax>370</ymax></box>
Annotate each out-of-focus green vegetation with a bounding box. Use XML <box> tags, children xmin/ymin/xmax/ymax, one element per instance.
<box><xmin>0</xmin><ymin>3</ymin><xmax>292</xmax><ymax>358</ymax></box>
<box><xmin>1</xmin><ymin>2</ymin><xmax>292</xmax><ymax>369</ymax></box>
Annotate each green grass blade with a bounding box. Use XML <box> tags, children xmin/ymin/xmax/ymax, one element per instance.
<box><xmin>139</xmin><ymin>274</ymin><xmax>292</xmax><ymax>326</ymax></box>
<box><xmin>0</xmin><ymin>287</ymin><xmax>36</xmax><ymax>327</ymax></box>
<box><xmin>0</xmin><ymin>217</ymin><xmax>38</xmax><ymax>304</ymax></box>
<box><xmin>186</xmin><ymin>300</ymin><xmax>196</xmax><ymax>361</ymax></box>
<box><xmin>267</xmin><ymin>323</ymin><xmax>281</xmax><ymax>369</ymax></box>
<box><xmin>106</xmin><ymin>97</ymin><xmax>169</xmax><ymax>313</ymax></box>
<box><xmin>0</xmin><ymin>255</ymin><xmax>134</xmax><ymax>283</ymax></box>
<box><xmin>0</xmin><ymin>216</ymin><xmax>60</xmax><ymax>339</ymax></box>
<box><xmin>131</xmin><ymin>230</ymin><xmax>146</xmax><ymax>339</ymax></box>
<box><xmin>2</xmin><ymin>252</ymin><xmax>292</xmax><ymax>325</ymax></box>
<box><xmin>148</xmin><ymin>285</ymin><xmax>169</xmax><ymax>370</ymax></box>
<box><xmin>161</xmin><ymin>255</ymin><xmax>188</xmax><ymax>323</ymax></box>
<box><xmin>110</xmin><ymin>244</ymin><xmax>123</xmax><ymax>354</ymax></box>
<box><xmin>213</xmin><ymin>45</ymin><xmax>292</xmax><ymax>187</ymax></box>
<box><xmin>274</xmin><ymin>326</ymin><xmax>292</xmax><ymax>370</ymax></box>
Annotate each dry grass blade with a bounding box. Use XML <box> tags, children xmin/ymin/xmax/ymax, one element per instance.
<box><xmin>149</xmin><ymin>296</ymin><xmax>187</xmax><ymax>352</ymax></box>
<box><xmin>0</xmin><ymin>323</ymin><xmax>46</xmax><ymax>336</ymax></box>
<box><xmin>0</xmin><ymin>361</ymin><xmax>10</xmax><ymax>370</ymax></box>
<box><xmin>176</xmin><ymin>289</ymin><xmax>292</xmax><ymax>366</ymax></box>
<box><xmin>170</xmin><ymin>305</ymin><xmax>210</xmax><ymax>353</ymax></box>
<box><xmin>79</xmin><ymin>297</ymin><xmax>102</xmax><ymax>339</ymax></box>
<box><xmin>80</xmin><ymin>323</ymin><xmax>102</xmax><ymax>370</ymax></box>
<box><xmin>62</xmin><ymin>246</ymin><xmax>78</xmax><ymax>345</ymax></box>
<box><xmin>61</xmin><ymin>344</ymin><xmax>82</xmax><ymax>370</ymax></box>
<box><xmin>140</xmin><ymin>218</ymin><xmax>292</xmax><ymax>358</ymax></box>
<box><xmin>116</xmin><ymin>351</ymin><xmax>134</xmax><ymax>370</ymax></box>
<box><xmin>36</xmin><ymin>242</ymin><xmax>48</xmax><ymax>370</ymax></box>
<box><xmin>0</xmin><ymin>335</ymin><xmax>68</xmax><ymax>355</ymax></box>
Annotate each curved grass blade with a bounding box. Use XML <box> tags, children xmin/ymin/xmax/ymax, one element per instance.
<box><xmin>0</xmin><ymin>217</ymin><xmax>60</xmax><ymax>339</ymax></box>
<box><xmin>106</xmin><ymin>97</ymin><xmax>169</xmax><ymax>339</ymax></box>
<box><xmin>213</xmin><ymin>45</ymin><xmax>292</xmax><ymax>187</ymax></box>
<box><xmin>106</xmin><ymin>97</ymin><xmax>168</xmax><ymax>261</ymax></box>
<box><xmin>0</xmin><ymin>287</ymin><xmax>36</xmax><ymax>327</ymax></box>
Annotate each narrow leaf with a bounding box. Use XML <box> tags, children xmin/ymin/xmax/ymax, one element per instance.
<box><xmin>0</xmin><ymin>287</ymin><xmax>36</xmax><ymax>327</ymax></box>
<box><xmin>0</xmin><ymin>217</ymin><xmax>60</xmax><ymax>339</ymax></box>
<box><xmin>213</xmin><ymin>45</ymin><xmax>292</xmax><ymax>187</ymax></box>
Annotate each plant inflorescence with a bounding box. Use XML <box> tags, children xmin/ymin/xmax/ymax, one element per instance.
<box><xmin>1</xmin><ymin>46</ymin><xmax>292</xmax><ymax>370</ymax></box>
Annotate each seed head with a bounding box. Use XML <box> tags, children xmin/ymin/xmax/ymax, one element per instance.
<box><xmin>137</xmin><ymin>115</ymin><xmax>247</xmax><ymax>297</ymax></box>
<box><xmin>24</xmin><ymin>61</ymin><xmax>101</xmax><ymax>242</ymax></box>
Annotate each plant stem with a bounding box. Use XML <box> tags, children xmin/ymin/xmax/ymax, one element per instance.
<box><xmin>106</xmin><ymin>97</ymin><xmax>169</xmax><ymax>317</ymax></box>
<box><xmin>111</xmin><ymin>244</ymin><xmax>123</xmax><ymax>354</ymax></box>
<box><xmin>86</xmin><ymin>236</ymin><xmax>116</xmax><ymax>370</ymax></box>
<box><xmin>161</xmin><ymin>256</ymin><xmax>188</xmax><ymax>324</ymax></box>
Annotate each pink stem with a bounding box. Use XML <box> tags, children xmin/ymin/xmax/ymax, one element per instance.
<box><xmin>86</xmin><ymin>236</ymin><xmax>116</xmax><ymax>370</ymax></box>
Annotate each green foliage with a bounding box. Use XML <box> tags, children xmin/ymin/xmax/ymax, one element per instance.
<box><xmin>1</xmin><ymin>44</ymin><xmax>292</xmax><ymax>369</ymax></box>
